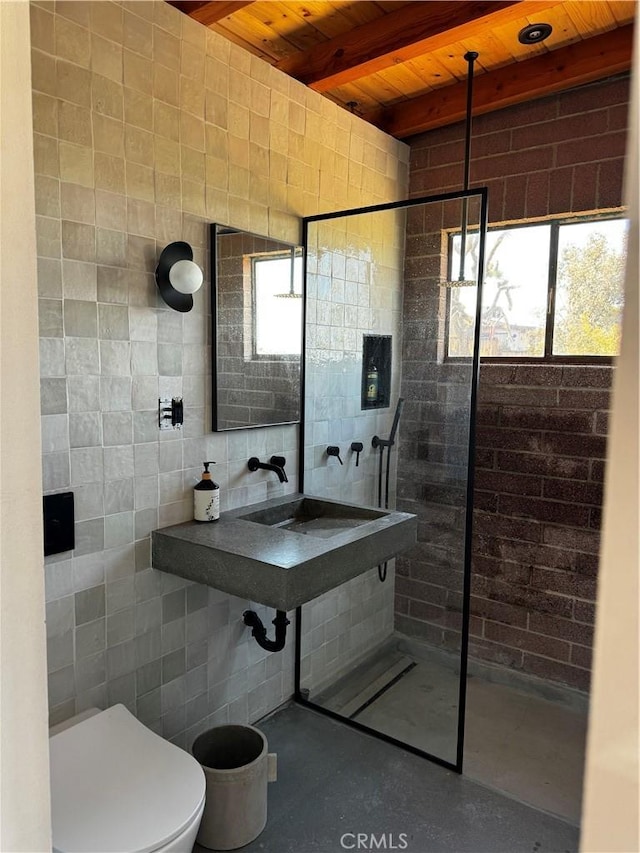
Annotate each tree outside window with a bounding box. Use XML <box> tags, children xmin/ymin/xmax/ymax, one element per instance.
<box><xmin>446</xmin><ymin>215</ymin><xmax>628</xmax><ymax>360</ymax></box>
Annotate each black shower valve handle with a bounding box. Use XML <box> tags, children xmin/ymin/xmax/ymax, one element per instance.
<box><xmin>372</xmin><ymin>434</ymin><xmax>393</xmax><ymax>449</ymax></box>
<box><xmin>326</xmin><ymin>446</ymin><xmax>343</xmax><ymax>465</ymax></box>
<box><xmin>350</xmin><ymin>442</ymin><xmax>364</xmax><ymax>466</ymax></box>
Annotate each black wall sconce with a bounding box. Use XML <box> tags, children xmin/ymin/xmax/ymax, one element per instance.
<box><xmin>155</xmin><ymin>241</ymin><xmax>203</xmax><ymax>312</ymax></box>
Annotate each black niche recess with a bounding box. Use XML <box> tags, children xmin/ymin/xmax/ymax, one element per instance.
<box><xmin>361</xmin><ymin>334</ymin><xmax>391</xmax><ymax>410</ymax></box>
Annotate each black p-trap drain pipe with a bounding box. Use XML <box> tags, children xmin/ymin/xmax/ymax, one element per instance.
<box><xmin>243</xmin><ymin>609</ymin><xmax>290</xmax><ymax>652</ymax></box>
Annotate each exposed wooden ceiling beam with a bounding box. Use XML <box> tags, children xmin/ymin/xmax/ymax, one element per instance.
<box><xmin>275</xmin><ymin>0</ymin><xmax>566</xmax><ymax>92</ymax></box>
<box><xmin>168</xmin><ymin>1</ymin><xmax>254</xmax><ymax>27</ymax></box>
<box><xmin>368</xmin><ymin>24</ymin><xmax>634</xmax><ymax>139</ymax></box>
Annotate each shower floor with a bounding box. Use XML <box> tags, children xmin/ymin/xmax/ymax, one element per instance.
<box><xmin>311</xmin><ymin>635</ymin><xmax>588</xmax><ymax>825</ymax></box>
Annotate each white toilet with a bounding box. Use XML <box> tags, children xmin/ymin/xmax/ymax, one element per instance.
<box><xmin>49</xmin><ymin>704</ymin><xmax>206</xmax><ymax>853</ymax></box>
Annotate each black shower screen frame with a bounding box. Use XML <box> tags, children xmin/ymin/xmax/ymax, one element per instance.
<box><xmin>295</xmin><ymin>187</ymin><xmax>488</xmax><ymax>775</ymax></box>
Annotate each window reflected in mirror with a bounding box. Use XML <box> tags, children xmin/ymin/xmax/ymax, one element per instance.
<box><xmin>253</xmin><ymin>252</ymin><xmax>303</xmax><ymax>356</ymax></box>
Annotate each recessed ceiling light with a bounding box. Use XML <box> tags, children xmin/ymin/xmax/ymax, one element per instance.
<box><xmin>518</xmin><ymin>23</ymin><xmax>553</xmax><ymax>44</ymax></box>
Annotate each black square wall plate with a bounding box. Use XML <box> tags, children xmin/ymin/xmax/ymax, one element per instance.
<box><xmin>43</xmin><ymin>492</ymin><xmax>75</xmax><ymax>556</ymax></box>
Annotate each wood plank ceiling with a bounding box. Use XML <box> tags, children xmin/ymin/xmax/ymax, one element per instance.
<box><xmin>169</xmin><ymin>0</ymin><xmax>636</xmax><ymax>138</ymax></box>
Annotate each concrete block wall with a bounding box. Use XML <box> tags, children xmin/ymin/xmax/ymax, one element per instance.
<box><xmin>401</xmin><ymin>75</ymin><xmax>629</xmax><ymax>691</ymax></box>
<box><xmin>394</xmin><ymin>198</ymin><xmax>480</xmax><ymax>652</ymax></box>
<box><xmin>471</xmin><ymin>364</ymin><xmax>610</xmax><ymax>690</ymax></box>
<box><xmin>410</xmin><ymin>75</ymin><xmax>629</xmax><ymax>217</ymax></box>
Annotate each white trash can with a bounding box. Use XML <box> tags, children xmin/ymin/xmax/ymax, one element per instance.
<box><xmin>192</xmin><ymin>724</ymin><xmax>277</xmax><ymax>851</ymax></box>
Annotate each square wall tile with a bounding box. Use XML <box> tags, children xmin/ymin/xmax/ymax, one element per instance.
<box><xmin>133</xmin><ymin>410</ymin><xmax>157</xmax><ymax>444</ymax></box>
<box><xmin>69</xmin><ymin>412</ymin><xmax>102</xmax><ymax>447</ymax></box>
<box><xmin>132</xmin><ymin>376</ymin><xmax>158</xmax><ymax>411</ymax></box>
<box><xmin>105</xmin><ymin>511</ymin><xmax>134</xmax><ymax>549</ymax></box>
<box><xmin>107</xmin><ymin>607</ymin><xmax>135</xmax><ymax>646</ymax></box>
<box><xmin>75</xmin><ymin>651</ymin><xmax>106</xmax><ymax>693</ymax></box>
<box><xmin>75</xmin><ymin>618</ymin><xmax>106</xmax><ymax>660</ymax></box>
<box><xmin>74</xmin><ymin>518</ymin><xmax>105</xmax><ymax>557</ymax></box>
<box><xmin>40</xmin><ymin>338</ymin><xmax>66</xmax><ymax>377</ymax></box>
<box><xmin>96</xmin><ymin>227</ymin><xmax>127</xmax><ymax>266</ymax></box>
<box><xmin>70</xmin><ymin>446</ymin><xmax>103</xmax><ymax>485</ymax></box>
<box><xmin>75</xmin><ymin>585</ymin><xmax>106</xmax><ymax>626</ymax></box>
<box><xmin>73</xmin><ymin>484</ymin><xmax>105</xmax><ymax>522</ymax></box>
<box><xmin>64</xmin><ymin>299</ymin><xmax>97</xmax><ymax>337</ymax></box>
<box><xmin>100</xmin><ymin>341</ymin><xmax>131</xmax><ymax>376</ymax></box>
<box><xmin>131</xmin><ymin>341</ymin><xmax>157</xmax><ymax>375</ymax></box>
<box><xmin>68</xmin><ymin>375</ymin><xmax>100</xmax><ymax>412</ymax></box>
<box><xmin>98</xmin><ymin>304</ymin><xmax>130</xmax><ymax>341</ymax></box>
<box><xmin>104</xmin><ymin>445</ymin><xmax>134</xmax><ymax>481</ymax></box>
<box><xmin>92</xmin><ymin>34</ymin><xmax>123</xmax><ymax>84</ymax></box>
<box><xmin>158</xmin><ymin>344</ymin><xmax>182</xmax><ymax>376</ymax></box>
<box><xmin>107</xmin><ymin>576</ymin><xmax>136</xmax><ymax>616</ymax></box>
<box><xmin>101</xmin><ymin>376</ymin><xmax>132</xmax><ymax>412</ymax></box>
<box><xmin>41</xmin><ymin>414</ymin><xmax>69</xmax><ymax>453</ymax></box>
<box><xmin>42</xmin><ymin>451</ymin><xmax>71</xmax><ymax>492</ymax></box>
<box><xmin>104</xmin><ymin>479</ymin><xmax>134</xmax><ymax>515</ymax></box>
<box><xmin>134</xmin><ymin>444</ymin><xmax>159</xmax><ymax>476</ymax></box>
<box><xmin>63</xmin><ymin>260</ymin><xmax>98</xmax><ymax>301</ymax></box>
<box><xmin>39</xmin><ymin>299</ymin><xmax>64</xmax><ymax>337</ymax></box>
<box><xmin>41</xmin><ymin>377</ymin><xmax>67</xmax><ymax>414</ymax></box>
<box><xmin>65</xmin><ymin>338</ymin><xmax>100</xmax><ymax>375</ymax></box>
<box><xmin>134</xmin><ymin>508</ymin><xmax>158</xmax><ymax>540</ymax></box>
<box><xmin>102</xmin><ymin>411</ymin><xmax>133</xmax><ymax>446</ymax></box>
<box><xmin>37</xmin><ymin>257</ymin><xmax>63</xmax><ymax>299</ymax></box>
<box><xmin>97</xmin><ymin>267</ymin><xmax>129</xmax><ymax>306</ymax></box>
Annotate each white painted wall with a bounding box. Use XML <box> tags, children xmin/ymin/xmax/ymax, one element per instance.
<box><xmin>580</xmin><ymin>21</ymin><xmax>640</xmax><ymax>853</ymax></box>
<box><xmin>0</xmin><ymin>3</ymin><xmax>52</xmax><ymax>850</ymax></box>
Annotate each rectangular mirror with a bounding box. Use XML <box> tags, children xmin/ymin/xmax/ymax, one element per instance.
<box><xmin>211</xmin><ymin>224</ymin><xmax>303</xmax><ymax>431</ymax></box>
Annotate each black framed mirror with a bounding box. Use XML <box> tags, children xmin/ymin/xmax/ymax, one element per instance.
<box><xmin>211</xmin><ymin>224</ymin><xmax>303</xmax><ymax>431</ymax></box>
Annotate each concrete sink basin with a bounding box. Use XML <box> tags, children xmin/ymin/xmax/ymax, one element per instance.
<box><xmin>238</xmin><ymin>497</ymin><xmax>385</xmax><ymax>539</ymax></box>
<box><xmin>151</xmin><ymin>494</ymin><xmax>416</xmax><ymax>611</ymax></box>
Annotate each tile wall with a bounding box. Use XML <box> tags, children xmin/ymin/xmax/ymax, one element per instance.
<box><xmin>300</xmin><ymin>209</ymin><xmax>406</xmax><ymax>695</ymax></box>
<box><xmin>32</xmin><ymin>0</ymin><xmax>408</xmax><ymax>745</ymax></box>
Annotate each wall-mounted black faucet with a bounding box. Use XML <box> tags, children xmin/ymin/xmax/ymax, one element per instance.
<box><xmin>247</xmin><ymin>455</ymin><xmax>288</xmax><ymax>483</ymax></box>
<box><xmin>326</xmin><ymin>446</ymin><xmax>343</xmax><ymax>465</ymax></box>
<box><xmin>350</xmin><ymin>442</ymin><xmax>364</xmax><ymax>466</ymax></box>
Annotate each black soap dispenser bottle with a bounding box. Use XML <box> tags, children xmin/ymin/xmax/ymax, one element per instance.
<box><xmin>194</xmin><ymin>461</ymin><xmax>219</xmax><ymax>522</ymax></box>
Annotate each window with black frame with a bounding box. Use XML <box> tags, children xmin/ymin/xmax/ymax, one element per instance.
<box><xmin>446</xmin><ymin>214</ymin><xmax>628</xmax><ymax>361</ymax></box>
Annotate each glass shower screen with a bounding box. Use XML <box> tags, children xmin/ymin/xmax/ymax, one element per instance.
<box><xmin>296</xmin><ymin>189</ymin><xmax>487</xmax><ymax>772</ymax></box>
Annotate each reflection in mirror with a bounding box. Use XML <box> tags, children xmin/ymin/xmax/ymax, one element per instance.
<box><xmin>211</xmin><ymin>224</ymin><xmax>303</xmax><ymax>431</ymax></box>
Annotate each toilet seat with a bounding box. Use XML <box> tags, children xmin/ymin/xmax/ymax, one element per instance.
<box><xmin>50</xmin><ymin>704</ymin><xmax>205</xmax><ymax>853</ymax></box>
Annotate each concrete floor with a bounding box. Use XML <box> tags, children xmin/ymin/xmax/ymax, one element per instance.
<box><xmin>314</xmin><ymin>638</ymin><xmax>587</xmax><ymax>825</ymax></box>
<box><xmin>195</xmin><ymin>703</ymin><xmax>579</xmax><ymax>853</ymax></box>
<box><xmin>464</xmin><ymin>676</ymin><xmax>587</xmax><ymax>824</ymax></box>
